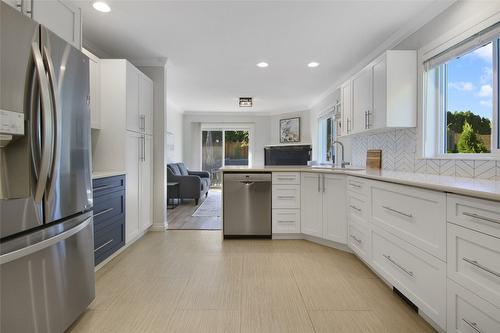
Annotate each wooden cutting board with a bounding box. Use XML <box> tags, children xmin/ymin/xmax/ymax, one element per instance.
<box><xmin>366</xmin><ymin>149</ymin><xmax>382</xmax><ymax>170</ymax></box>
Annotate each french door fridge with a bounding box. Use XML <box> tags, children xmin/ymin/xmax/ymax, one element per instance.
<box><xmin>0</xmin><ymin>2</ymin><xmax>94</xmax><ymax>332</ymax></box>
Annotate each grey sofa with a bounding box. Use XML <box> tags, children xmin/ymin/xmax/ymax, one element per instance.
<box><xmin>167</xmin><ymin>163</ymin><xmax>210</xmax><ymax>205</ymax></box>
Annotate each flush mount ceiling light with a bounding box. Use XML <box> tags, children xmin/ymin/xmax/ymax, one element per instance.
<box><xmin>256</xmin><ymin>62</ymin><xmax>269</xmax><ymax>68</ymax></box>
<box><xmin>307</xmin><ymin>62</ymin><xmax>320</xmax><ymax>68</ymax></box>
<box><xmin>92</xmin><ymin>1</ymin><xmax>111</xmax><ymax>13</ymax></box>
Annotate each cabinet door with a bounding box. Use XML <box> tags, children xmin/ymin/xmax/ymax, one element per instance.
<box><xmin>126</xmin><ymin>63</ymin><xmax>140</xmax><ymax>132</ymax></box>
<box><xmin>372</xmin><ymin>57</ymin><xmax>387</xmax><ymax>130</ymax></box>
<box><xmin>340</xmin><ymin>81</ymin><xmax>352</xmax><ymax>136</ymax></box>
<box><xmin>140</xmin><ymin>135</ymin><xmax>153</xmax><ymax>230</ymax></box>
<box><xmin>300</xmin><ymin>173</ymin><xmax>323</xmax><ymax>238</ymax></box>
<box><xmin>125</xmin><ymin>131</ymin><xmax>140</xmax><ymax>242</ymax></box>
<box><xmin>82</xmin><ymin>49</ymin><xmax>101</xmax><ymax>129</ymax></box>
<box><xmin>351</xmin><ymin>67</ymin><xmax>372</xmax><ymax>134</ymax></box>
<box><xmin>139</xmin><ymin>74</ymin><xmax>154</xmax><ymax>135</ymax></box>
<box><xmin>322</xmin><ymin>174</ymin><xmax>347</xmax><ymax>244</ymax></box>
<box><xmin>32</xmin><ymin>0</ymin><xmax>81</xmax><ymax>48</ymax></box>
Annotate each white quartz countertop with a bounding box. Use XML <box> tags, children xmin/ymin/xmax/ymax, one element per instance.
<box><xmin>92</xmin><ymin>171</ymin><xmax>126</xmax><ymax>180</ymax></box>
<box><xmin>220</xmin><ymin>166</ymin><xmax>500</xmax><ymax>202</ymax></box>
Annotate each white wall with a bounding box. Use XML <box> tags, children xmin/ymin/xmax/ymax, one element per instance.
<box><xmin>269</xmin><ymin>110</ymin><xmax>311</xmax><ymax>145</ymax></box>
<box><xmin>183</xmin><ymin>112</ymin><xmax>272</xmax><ymax>169</ymax></box>
<box><xmin>166</xmin><ymin>101</ymin><xmax>184</xmax><ymax>163</ymax></box>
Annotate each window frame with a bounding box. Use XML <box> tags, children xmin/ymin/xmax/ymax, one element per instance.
<box><xmin>422</xmin><ymin>26</ymin><xmax>500</xmax><ymax>160</ymax></box>
<box><xmin>317</xmin><ymin>112</ymin><xmax>336</xmax><ymax>164</ymax></box>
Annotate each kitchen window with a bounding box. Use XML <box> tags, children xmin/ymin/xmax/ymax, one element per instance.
<box><xmin>318</xmin><ymin>114</ymin><xmax>335</xmax><ymax>163</ymax></box>
<box><xmin>423</xmin><ymin>23</ymin><xmax>500</xmax><ymax>157</ymax></box>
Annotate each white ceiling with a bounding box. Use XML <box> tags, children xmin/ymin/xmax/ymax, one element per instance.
<box><xmin>75</xmin><ymin>0</ymin><xmax>452</xmax><ymax>113</ymax></box>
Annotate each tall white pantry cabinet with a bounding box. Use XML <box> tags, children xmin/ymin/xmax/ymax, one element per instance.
<box><xmin>93</xmin><ymin>60</ymin><xmax>154</xmax><ymax>243</ymax></box>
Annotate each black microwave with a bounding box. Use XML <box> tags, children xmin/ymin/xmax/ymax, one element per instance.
<box><xmin>264</xmin><ymin>145</ymin><xmax>312</xmax><ymax>166</ymax></box>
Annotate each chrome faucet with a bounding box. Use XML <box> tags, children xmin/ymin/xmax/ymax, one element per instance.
<box><xmin>333</xmin><ymin>140</ymin><xmax>350</xmax><ymax>168</ymax></box>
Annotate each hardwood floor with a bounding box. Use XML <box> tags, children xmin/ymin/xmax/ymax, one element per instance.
<box><xmin>166</xmin><ymin>190</ymin><xmax>221</xmax><ymax>230</ymax></box>
<box><xmin>69</xmin><ymin>231</ymin><xmax>436</xmax><ymax>332</ymax></box>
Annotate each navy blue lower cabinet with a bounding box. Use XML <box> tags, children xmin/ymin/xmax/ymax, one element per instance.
<box><xmin>92</xmin><ymin>175</ymin><xmax>126</xmax><ymax>266</ymax></box>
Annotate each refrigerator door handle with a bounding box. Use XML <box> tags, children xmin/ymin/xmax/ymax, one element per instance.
<box><xmin>0</xmin><ymin>217</ymin><xmax>92</xmax><ymax>265</ymax></box>
<box><xmin>31</xmin><ymin>42</ymin><xmax>54</xmax><ymax>203</ymax></box>
<box><xmin>42</xmin><ymin>46</ymin><xmax>60</xmax><ymax>192</ymax></box>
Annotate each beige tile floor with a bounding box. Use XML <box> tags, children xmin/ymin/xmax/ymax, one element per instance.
<box><xmin>69</xmin><ymin>231</ymin><xmax>436</xmax><ymax>333</ymax></box>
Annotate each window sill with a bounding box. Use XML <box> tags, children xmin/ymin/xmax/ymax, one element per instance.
<box><xmin>423</xmin><ymin>153</ymin><xmax>500</xmax><ymax>161</ymax></box>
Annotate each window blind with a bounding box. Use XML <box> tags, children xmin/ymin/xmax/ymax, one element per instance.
<box><xmin>423</xmin><ymin>22</ymin><xmax>500</xmax><ymax>71</ymax></box>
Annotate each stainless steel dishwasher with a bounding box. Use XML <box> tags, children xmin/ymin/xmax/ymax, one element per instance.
<box><xmin>223</xmin><ymin>173</ymin><xmax>272</xmax><ymax>238</ymax></box>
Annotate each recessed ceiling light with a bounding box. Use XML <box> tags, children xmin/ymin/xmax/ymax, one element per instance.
<box><xmin>93</xmin><ymin>1</ymin><xmax>111</xmax><ymax>13</ymax></box>
<box><xmin>307</xmin><ymin>62</ymin><xmax>320</xmax><ymax>68</ymax></box>
<box><xmin>256</xmin><ymin>62</ymin><xmax>269</xmax><ymax>68</ymax></box>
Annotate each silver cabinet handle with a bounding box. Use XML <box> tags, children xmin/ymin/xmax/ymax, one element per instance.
<box><xmin>322</xmin><ymin>174</ymin><xmax>325</xmax><ymax>193</ymax></box>
<box><xmin>139</xmin><ymin>114</ymin><xmax>146</xmax><ymax>132</ymax></box>
<box><xmin>350</xmin><ymin>234</ymin><xmax>362</xmax><ymax>244</ymax></box>
<box><xmin>349</xmin><ymin>182</ymin><xmax>361</xmax><ymax>188</ymax></box>
<box><xmin>349</xmin><ymin>205</ymin><xmax>362</xmax><ymax>212</ymax></box>
<box><xmin>277</xmin><ymin>195</ymin><xmax>295</xmax><ymax>199</ymax></box>
<box><xmin>462</xmin><ymin>212</ymin><xmax>500</xmax><ymax>225</ymax></box>
<box><xmin>463</xmin><ymin>257</ymin><xmax>500</xmax><ymax>278</ymax></box>
<box><xmin>277</xmin><ymin>177</ymin><xmax>296</xmax><ymax>181</ymax></box>
<box><xmin>317</xmin><ymin>174</ymin><xmax>320</xmax><ymax>192</ymax></box>
<box><xmin>364</xmin><ymin>111</ymin><xmax>368</xmax><ymax>129</ymax></box>
<box><xmin>94</xmin><ymin>239</ymin><xmax>114</xmax><ymax>253</ymax></box>
<box><xmin>277</xmin><ymin>220</ymin><xmax>296</xmax><ymax>223</ymax></box>
<box><xmin>382</xmin><ymin>206</ymin><xmax>413</xmax><ymax>218</ymax></box>
<box><xmin>462</xmin><ymin>318</ymin><xmax>482</xmax><ymax>333</ymax></box>
<box><xmin>383</xmin><ymin>254</ymin><xmax>414</xmax><ymax>278</ymax></box>
<box><xmin>94</xmin><ymin>207</ymin><xmax>114</xmax><ymax>218</ymax></box>
<box><xmin>143</xmin><ymin>135</ymin><xmax>146</xmax><ymax>161</ymax></box>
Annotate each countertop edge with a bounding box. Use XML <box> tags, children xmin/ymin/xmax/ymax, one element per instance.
<box><xmin>220</xmin><ymin>167</ymin><xmax>500</xmax><ymax>202</ymax></box>
<box><xmin>92</xmin><ymin>171</ymin><xmax>126</xmax><ymax>180</ymax></box>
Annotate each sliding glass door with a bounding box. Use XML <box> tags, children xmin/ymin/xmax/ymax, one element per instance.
<box><xmin>224</xmin><ymin>131</ymin><xmax>249</xmax><ymax>166</ymax></box>
<box><xmin>202</xmin><ymin>128</ymin><xmax>250</xmax><ymax>188</ymax></box>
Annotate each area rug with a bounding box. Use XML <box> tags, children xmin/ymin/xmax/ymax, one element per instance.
<box><xmin>192</xmin><ymin>190</ymin><xmax>222</xmax><ymax>217</ymax></box>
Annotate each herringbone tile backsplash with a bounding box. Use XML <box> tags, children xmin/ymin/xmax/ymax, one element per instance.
<box><xmin>350</xmin><ymin>128</ymin><xmax>500</xmax><ymax>180</ymax></box>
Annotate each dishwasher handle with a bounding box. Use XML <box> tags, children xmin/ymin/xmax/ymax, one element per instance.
<box><xmin>240</xmin><ymin>181</ymin><xmax>255</xmax><ymax>185</ymax></box>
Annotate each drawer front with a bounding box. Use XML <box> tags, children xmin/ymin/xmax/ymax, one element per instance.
<box><xmin>371</xmin><ymin>226</ymin><xmax>446</xmax><ymax>328</ymax></box>
<box><xmin>348</xmin><ymin>221</ymin><xmax>370</xmax><ymax>262</ymax></box>
<box><xmin>272</xmin><ymin>185</ymin><xmax>300</xmax><ymax>209</ymax></box>
<box><xmin>272</xmin><ymin>209</ymin><xmax>300</xmax><ymax>234</ymax></box>
<box><xmin>447</xmin><ymin>194</ymin><xmax>500</xmax><ymax>239</ymax></box>
<box><xmin>272</xmin><ymin>172</ymin><xmax>300</xmax><ymax>185</ymax></box>
<box><xmin>447</xmin><ymin>279</ymin><xmax>500</xmax><ymax>333</ymax></box>
<box><xmin>371</xmin><ymin>181</ymin><xmax>446</xmax><ymax>260</ymax></box>
<box><xmin>93</xmin><ymin>190</ymin><xmax>125</xmax><ymax>231</ymax></box>
<box><xmin>94</xmin><ymin>219</ymin><xmax>125</xmax><ymax>265</ymax></box>
<box><xmin>346</xmin><ymin>176</ymin><xmax>369</xmax><ymax>196</ymax></box>
<box><xmin>448</xmin><ymin>223</ymin><xmax>500</xmax><ymax>308</ymax></box>
<box><xmin>347</xmin><ymin>192</ymin><xmax>369</xmax><ymax>226</ymax></box>
<box><xmin>93</xmin><ymin>175</ymin><xmax>125</xmax><ymax>197</ymax></box>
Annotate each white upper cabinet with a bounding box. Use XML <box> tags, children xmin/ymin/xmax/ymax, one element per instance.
<box><xmin>371</xmin><ymin>50</ymin><xmax>417</xmax><ymax>130</ymax></box>
<box><xmin>32</xmin><ymin>0</ymin><xmax>82</xmax><ymax>49</ymax></box>
<box><xmin>340</xmin><ymin>81</ymin><xmax>352</xmax><ymax>136</ymax></box>
<box><xmin>82</xmin><ymin>48</ymin><xmax>101</xmax><ymax>130</ymax></box>
<box><xmin>340</xmin><ymin>50</ymin><xmax>416</xmax><ymax>136</ymax></box>
<box><xmin>351</xmin><ymin>67</ymin><xmax>372</xmax><ymax>134</ymax></box>
<box><xmin>126</xmin><ymin>63</ymin><xmax>140</xmax><ymax>133</ymax></box>
<box><xmin>139</xmin><ymin>74</ymin><xmax>154</xmax><ymax>135</ymax></box>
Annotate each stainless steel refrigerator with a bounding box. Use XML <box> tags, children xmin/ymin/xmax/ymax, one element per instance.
<box><xmin>0</xmin><ymin>3</ymin><xmax>95</xmax><ymax>332</ymax></box>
